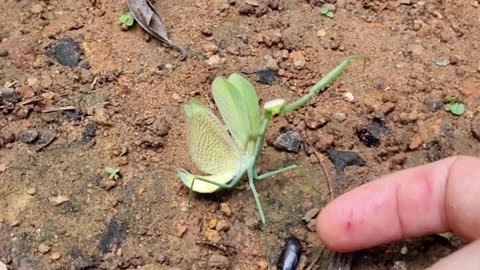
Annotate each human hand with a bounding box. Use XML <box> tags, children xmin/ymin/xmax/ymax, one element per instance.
<box><xmin>316</xmin><ymin>155</ymin><xmax>480</xmax><ymax>269</ymax></box>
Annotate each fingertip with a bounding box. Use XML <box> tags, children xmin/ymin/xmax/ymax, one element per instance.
<box><xmin>316</xmin><ymin>202</ymin><xmax>356</xmax><ymax>253</ymax></box>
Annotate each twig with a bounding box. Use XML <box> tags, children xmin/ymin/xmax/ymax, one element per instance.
<box><xmin>17</xmin><ymin>97</ymin><xmax>43</xmax><ymax>106</ymax></box>
<box><xmin>305</xmin><ymin>246</ymin><xmax>325</xmax><ymax>270</ymax></box>
<box><xmin>42</xmin><ymin>106</ymin><xmax>76</xmax><ymax>113</ymax></box>
<box><xmin>305</xmin><ymin>140</ymin><xmax>334</xmax><ymax>200</ymax></box>
<box><xmin>35</xmin><ymin>136</ymin><xmax>56</xmax><ymax>152</ymax></box>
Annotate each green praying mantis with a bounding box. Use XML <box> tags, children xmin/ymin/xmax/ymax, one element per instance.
<box><xmin>177</xmin><ymin>55</ymin><xmax>366</xmax><ymax>258</ymax></box>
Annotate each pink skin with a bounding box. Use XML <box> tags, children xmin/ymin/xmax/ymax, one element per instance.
<box><xmin>316</xmin><ymin>155</ymin><xmax>480</xmax><ymax>253</ymax></box>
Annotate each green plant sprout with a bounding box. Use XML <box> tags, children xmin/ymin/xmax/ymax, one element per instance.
<box><xmin>119</xmin><ymin>12</ymin><xmax>135</xmax><ymax>29</ymax></box>
<box><xmin>177</xmin><ymin>56</ymin><xmax>366</xmax><ymax>266</ymax></box>
<box><xmin>321</xmin><ymin>6</ymin><xmax>335</xmax><ymax>18</ymax></box>
<box><xmin>105</xmin><ymin>167</ymin><xmax>120</xmax><ymax>180</ymax></box>
<box><xmin>445</xmin><ymin>96</ymin><xmax>465</xmax><ymax>116</ymax></box>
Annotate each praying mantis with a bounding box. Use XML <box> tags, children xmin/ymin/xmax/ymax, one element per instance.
<box><xmin>177</xmin><ymin>55</ymin><xmax>366</xmax><ymax>263</ymax></box>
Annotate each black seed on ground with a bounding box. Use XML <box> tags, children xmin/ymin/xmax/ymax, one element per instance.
<box><xmin>327</xmin><ymin>149</ymin><xmax>366</xmax><ymax>173</ymax></box>
<box><xmin>47</xmin><ymin>37</ymin><xmax>83</xmax><ymax>68</ymax></box>
<box><xmin>98</xmin><ymin>218</ymin><xmax>127</xmax><ymax>254</ymax></box>
<box><xmin>274</xmin><ymin>131</ymin><xmax>302</xmax><ymax>153</ymax></box>
<box><xmin>81</xmin><ymin>123</ymin><xmax>97</xmax><ymax>144</ymax></box>
<box><xmin>0</xmin><ymin>50</ymin><xmax>8</xmax><ymax>57</ymax></box>
<box><xmin>19</xmin><ymin>130</ymin><xmax>39</xmax><ymax>144</ymax></box>
<box><xmin>278</xmin><ymin>236</ymin><xmax>302</xmax><ymax>270</ymax></box>
<box><xmin>255</xmin><ymin>70</ymin><xmax>278</xmax><ymax>85</ymax></box>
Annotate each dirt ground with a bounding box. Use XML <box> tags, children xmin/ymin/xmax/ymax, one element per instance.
<box><xmin>1</xmin><ymin>0</ymin><xmax>479</xmax><ymax>269</ymax></box>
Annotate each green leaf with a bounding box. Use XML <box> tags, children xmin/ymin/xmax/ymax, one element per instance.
<box><xmin>326</xmin><ymin>11</ymin><xmax>335</xmax><ymax>18</ymax></box>
<box><xmin>320</xmin><ymin>7</ymin><xmax>329</xmax><ymax>14</ymax></box>
<box><xmin>445</xmin><ymin>102</ymin><xmax>465</xmax><ymax>116</ymax></box>
<box><xmin>119</xmin><ymin>12</ymin><xmax>135</xmax><ymax>27</ymax></box>
<box><xmin>105</xmin><ymin>167</ymin><xmax>120</xmax><ymax>179</ymax></box>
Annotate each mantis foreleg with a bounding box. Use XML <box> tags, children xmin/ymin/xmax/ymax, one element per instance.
<box><xmin>254</xmin><ymin>164</ymin><xmax>298</xmax><ymax>180</ymax></box>
<box><xmin>281</xmin><ymin>55</ymin><xmax>368</xmax><ymax>114</ymax></box>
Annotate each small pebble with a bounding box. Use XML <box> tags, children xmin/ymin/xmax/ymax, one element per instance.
<box><xmin>343</xmin><ymin>92</ymin><xmax>355</xmax><ymax>103</ymax></box>
<box><xmin>205</xmin><ymin>228</ymin><xmax>221</xmax><ymax>242</ymax></box>
<box><xmin>208</xmin><ymin>254</ymin><xmax>230</xmax><ymax>268</ymax></box>
<box><xmin>400</xmin><ymin>246</ymin><xmax>408</xmax><ymax>255</ymax></box>
<box><xmin>289</xmin><ymin>51</ymin><xmax>306</xmax><ymax>70</ymax></box>
<box><xmin>433</xmin><ymin>56</ymin><xmax>450</xmax><ymax>67</ymax></box>
<box><xmin>257</xmin><ymin>260</ymin><xmax>268</xmax><ymax>270</ymax></box>
<box><xmin>215</xmin><ymin>220</ymin><xmax>230</xmax><ymax>232</ymax></box>
<box><xmin>49</xmin><ymin>195</ymin><xmax>69</xmax><ymax>206</ymax></box>
<box><xmin>203</xmin><ymin>43</ymin><xmax>219</xmax><ymax>54</ymax></box>
<box><xmin>0</xmin><ymin>50</ymin><xmax>8</xmax><ymax>57</ymax></box>
<box><xmin>26</xmin><ymin>187</ymin><xmax>37</xmax><ymax>195</ymax></box>
<box><xmin>220</xmin><ymin>203</ymin><xmax>231</xmax><ymax>216</ymax></box>
<box><xmin>330</xmin><ymin>40</ymin><xmax>341</xmax><ymax>50</ymax></box>
<box><xmin>175</xmin><ymin>224</ymin><xmax>187</xmax><ymax>238</ymax></box>
<box><xmin>302</xmin><ymin>208</ymin><xmax>320</xmax><ymax>222</ymax></box>
<box><xmin>316</xmin><ymin>29</ymin><xmax>327</xmax><ymax>37</ymax></box>
<box><xmin>208</xmin><ymin>218</ymin><xmax>218</xmax><ymax>229</ymax></box>
<box><xmin>100</xmin><ymin>179</ymin><xmax>117</xmax><ymax>190</ymax></box>
<box><xmin>38</xmin><ymin>243</ymin><xmax>51</xmax><ymax>254</ymax></box>
<box><xmin>409</xmin><ymin>135</ymin><xmax>423</xmax><ymax>150</ymax></box>
<box><xmin>264</xmin><ymin>54</ymin><xmax>279</xmax><ymax>71</ymax></box>
<box><xmin>200</xmin><ymin>27</ymin><xmax>212</xmax><ymax>36</ymax></box>
<box><xmin>50</xmin><ymin>252</ymin><xmax>61</xmax><ymax>261</ymax></box>
<box><xmin>333</xmin><ymin>112</ymin><xmax>346</xmax><ymax>122</ymax></box>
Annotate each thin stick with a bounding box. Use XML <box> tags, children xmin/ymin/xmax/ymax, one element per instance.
<box><xmin>42</xmin><ymin>106</ymin><xmax>76</xmax><ymax>113</ymax></box>
<box><xmin>18</xmin><ymin>97</ymin><xmax>43</xmax><ymax>106</ymax></box>
<box><xmin>305</xmin><ymin>140</ymin><xmax>334</xmax><ymax>200</ymax></box>
<box><xmin>305</xmin><ymin>246</ymin><xmax>326</xmax><ymax>270</ymax></box>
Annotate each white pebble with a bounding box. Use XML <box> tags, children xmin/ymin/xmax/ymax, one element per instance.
<box><xmin>344</xmin><ymin>92</ymin><xmax>355</xmax><ymax>103</ymax></box>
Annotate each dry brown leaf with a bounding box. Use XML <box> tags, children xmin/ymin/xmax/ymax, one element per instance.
<box><xmin>125</xmin><ymin>0</ymin><xmax>187</xmax><ymax>60</ymax></box>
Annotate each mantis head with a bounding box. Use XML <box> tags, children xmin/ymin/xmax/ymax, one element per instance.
<box><xmin>263</xmin><ymin>99</ymin><xmax>286</xmax><ymax>116</ymax></box>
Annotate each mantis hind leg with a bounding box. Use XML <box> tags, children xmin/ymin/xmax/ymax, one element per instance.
<box><xmin>254</xmin><ymin>164</ymin><xmax>298</xmax><ymax>180</ymax></box>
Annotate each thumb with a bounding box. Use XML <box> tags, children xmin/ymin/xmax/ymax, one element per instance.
<box><xmin>427</xmin><ymin>239</ymin><xmax>480</xmax><ymax>270</ymax></box>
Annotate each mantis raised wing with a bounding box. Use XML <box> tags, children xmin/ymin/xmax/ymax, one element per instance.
<box><xmin>177</xmin><ymin>55</ymin><xmax>366</xmax><ymax>263</ymax></box>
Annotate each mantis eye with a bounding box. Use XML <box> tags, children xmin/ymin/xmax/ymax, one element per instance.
<box><xmin>263</xmin><ymin>99</ymin><xmax>286</xmax><ymax>115</ymax></box>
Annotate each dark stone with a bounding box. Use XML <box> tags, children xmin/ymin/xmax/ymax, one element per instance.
<box><xmin>274</xmin><ymin>131</ymin><xmax>302</xmax><ymax>153</ymax></box>
<box><xmin>471</xmin><ymin>115</ymin><xmax>480</xmax><ymax>142</ymax></box>
<box><xmin>99</xmin><ymin>218</ymin><xmax>127</xmax><ymax>254</ymax></box>
<box><xmin>47</xmin><ymin>37</ymin><xmax>83</xmax><ymax>68</ymax></box>
<box><xmin>373</xmin><ymin>76</ymin><xmax>385</xmax><ymax>90</ymax></box>
<box><xmin>425</xmin><ymin>141</ymin><xmax>443</xmax><ymax>162</ymax></box>
<box><xmin>424</xmin><ymin>97</ymin><xmax>444</xmax><ymax>113</ymax></box>
<box><xmin>19</xmin><ymin>130</ymin><xmax>39</xmax><ymax>144</ymax></box>
<box><xmin>64</xmin><ymin>110</ymin><xmax>81</xmax><ymax>122</ymax></box>
<box><xmin>81</xmin><ymin>123</ymin><xmax>97</xmax><ymax>144</ymax></box>
<box><xmin>356</xmin><ymin>118</ymin><xmax>389</xmax><ymax>147</ymax></box>
<box><xmin>0</xmin><ymin>50</ymin><xmax>8</xmax><ymax>57</ymax></box>
<box><xmin>0</xmin><ymin>88</ymin><xmax>21</xmax><ymax>104</ymax></box>
<box><xmin>327</xmin><ymin>149</ymin><xmax>366</xmax><ymax>173</ymax></box>
<box><xmin>255</xmin><ymin>70</ymin><xmax>278</xmax><ymax>85</ymax></box>
<box><xmin>238</xmin><ymin>4</ymin><xmax>255</xmax><ymax>16</ymax></box>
